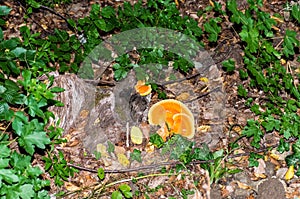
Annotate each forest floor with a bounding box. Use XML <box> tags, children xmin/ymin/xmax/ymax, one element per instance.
<box><xmin>3</xmin><ymin>0</ymin><xmax>300</xmax><ymax>198</ymax></box>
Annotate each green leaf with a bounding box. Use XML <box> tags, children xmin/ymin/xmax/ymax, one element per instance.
<box><xmin>130</xmin><ymin>149</ymin><xmax>142</xmax><ymax>163</ymax></box>
<box><xmin>237</xmin><ymin>85</ymin><xmax>247</xmax><ymax>98</ymax></box>
<box><xmin>107</xmin><ymin>141</ymin><xmax>115</xmax><ymax>153</ymax></box>
<box><xmin>0</xmin><ymin>169</ymin><xmax>19</xmax><ymax>184</ymax></box>
<box><xmin>67</xmin><ymin>19</ymin><xmax>76</xmax><ymax>28</ymax></box>
<box><xmin>204</xmin><ymin>18</ymin><xmax>221</xmax><ymax>42</ymax></box>
<box><xmin>7</xmin><ymin>60</ymin><xmax>20</xmax><ymax>75</ymax></box>
<box><xmin>242</xmin><ymin>119</ymin><xmax>263</xmax><ymax>148</ymax></box>
<box><xmin>239</xmin><ymin>22</ymin><xmax>259</xmax><ymax>53</ymax></box>
<box><xmin>101</xmin><ymin>6</ymin><xmax>115</xmax><ymax>18</ymax></box>
<box><xmin>0</xmin><ymin>6</ymin><xmax>11</xmax><ymax>16</ymax></box>
<box><xmin>247</xmin><ymin>65</ymin><xmax>267</xmax><ymax>86</ymax></box>
<box><xmin>0</xmin><ymin>144</ymin><xmax>10</xmax><ymax>158</ymax></box>
<box><xmin>11</xmin><ymin>47</ymin><xmax>27</xmax><ymax>57</ymax></box>
<box><xmin>0</xmin><ymin>27</ymin><xmax>3</xmax><ymax>41</ymax></box>
<box><xmin>239</xmin><ymin>69</ymin><xmax>248</xmax><ymax>79</ymax></box>
<box><xmin>97</xmin><ymin>168</ymin><xmax>105</xmax><ymax>180</ymax></box>
<box><xmin>0</xmin><ymin>101</ymin><xmax>13</xmax><ymax>120</ymax></box>
<box><xmin>285</xmin><ymin>154</ymin><xmax>300</xmax><ymax>166</ymax></box>
<box><xmin>222</xmin><ymin>59</ymin><xmax>235</xmax><ymax>72</ymax></box>
<box><xmin>213</xmin><ymin>149</ymin><xmax>224</xmax><ymax>159</ymax></box>
<box><xmin>27</xmin><ymin>165</ymin><xmax>43</xmax><ymax>177</ymax></box>
<box><xmin>277</xmin><ymin>138</ymin><xmax>290</xmax><ymax>153</ymax></box>
<box><xmin>192</xmin><ymin>144</ymin><xmax>211</xmax><ymax>161</ymax></box>
<box><xmin>20</xmin><ymin>184</ymin><xmax>35</xmax><ymax>199</ymax></box>
<box><xmin>50</xmin><ymin>87</ymin><xmax>65</xmax><ymax>93</ymax></box>
<box><xmin>0</xmin><ymin>38</ymin><xmax>19</xmax><ymax>50</ymax></box>
<box><xmin>283</xmin><ymin>30</ymin><xmax>299</xmax><ymax>57</ymax></box>
<box><xmin>0</xmin><ymin>158</ymin><xmax>9</xmax><ymax>168</ymax></box>
<box><xmin>291</xmin><ymin>4</ymin><xmax>300</xmax><ymax>23</ymax></box>
<box><xmin>12</xmin><ymin>111</ymin><xmax>28</xmax><ymax>136</ymax></box>
<box><xmin>19</xmin><ymin>129</ymin><xmax>50</xmax><ymax>155</ymax></box>
<box><xmin>111</xmin><ymin>191</ymin><xmax>123</xmax><ymax>199</ymax></box>
<box><xmin>261</xmin><ymin>116</ymin><xmax>280</xmax><ymax>132</ymax></box>
<box><xmin>10</xmin><ymin>151</ymin><xmax>31</xmax><ymax>171</ymax></box>
<box><xmin>119</xmin><ymin>184</ymin><xmax>132</xmax><ymax>198</ymax></box>
<box><xmin>94</xmin><ymin>19</ymin><xmax>106</xmax><ymax>31</ymax></box>
<box><xmin>149</xmin><ymin>133</ymin><xmax>164</xmax><ymax>148</ymax></box>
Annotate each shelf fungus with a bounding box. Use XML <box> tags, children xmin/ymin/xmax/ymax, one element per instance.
<box><xmin>148</xmin><ymin>99</ymin><xmax>195</xmax><ymax>140</ymax></box>
<box><xmin>134</xmin><ymin>80</ymin><xmax>152</xmax><ymax>96</ymax></box>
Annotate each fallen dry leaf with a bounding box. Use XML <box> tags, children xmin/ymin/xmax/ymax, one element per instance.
<box><xmin>175</xmin><ymin>92</ymin><xmax>190</xmax><ymax>101</ymax></box>
<box><xmin>117</xmin><ymin>153</ymin><xmax>130</xmax><ymax>167</ymax></box>
<box><xmin>236</xmin><ymin>181</ymin><xmax>252</xmax><ymax>190</ymax></box>
<box><xmin>130</xmin><ymin>126</ymin><xmax>143</xmax><ymax>144</ymax></box>
<box><xmin>285</xmin><ymin>165</ymin><xmax>294</xmax><ymax>181</ymax></box>
<box><xmin>197</xmin><ymin>125</ymin><xmax>211</xmax><ymax>132</ymax></box>
<box><xmin>65</xmin><ymin>182</ymin><xmax>80</xmax><ymax>192</ymax></box>
<box><xmin>96</xmin><ymin>143</ymin><xmax>109</xmax><ymax>158</ymax></box>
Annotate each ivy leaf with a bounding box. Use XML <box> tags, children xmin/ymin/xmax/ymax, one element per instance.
<box><xmin>0</xmin><ymin>144</ymin><xmax>10</xmax><ymax>158</ymax></box>
<box><xmin>18</xmin><ymin>120</ymin><xmax>50</xmax><ymax>155</ymax></box>
<box><xmin>20</xmin><ymin>184</ymin><xmax>35</xmax><ymax>199</ymax></box>
<box><xmin>283</xmin><ymin>30</ymin><xmax>300</xmax><ymax>57</ymax></box>
<box><xmin>49</xmin><ymin>87</ymin><xmax>65</xmax><ymax>93</ymax></box>
<box><xmin>0</xmin><ymin>169</ymin><xmax>19</xmax><ymax>184</ymax></box>
<box><xmin>237</xmin><ymin>85</ymin><xmax>248</xmax><ymax>98</ymax></box>
<box><xmin>0</xmin><ymin>158</ymin><xmax>9</xmax><ymax>168</ymax></box>
<box><xmin>107</xmin><ymin>141</ymin><xmax>115</xmax><ymax>153</ymax></box>
<box><xmin>10</xmin><ymin>151</ymin><xmax>31</xmax><ymax>171</ymax></box>
<box><xmin>119</xmin><ymin>184</ymin><xmax>132</xmax><ymax>198</ymax></box>
<box><xmin>222</xmin><ymin>58</ymin><xmax>235</xmax><ymax>72</ymax></box>
<box><xmin>111</xmin><ymin>191</ymin><xmax>122</xmax><ymax>199</ymax></box>
<box><xmin>242</xmin><ymin>119</ymin><xmax>263</xmax><ymax>148</ymax></box>
<box><xmin>239</xmin><ymin>24</ymin><xmax>259</xmax><ymax>53</ymax></box>
<box><xmin>149</xmin><ymin>133</ymin><xmax>164</xmax><ymax>148</ymax></box>
<box><xmin>261</xmin><ymin>116</ymin><xmax>280</xmax><ymax>132</ymax></box>
<box><xmin>12</xmin><ymin>111</ymin><xmax>28</xmax><ymax>136</ymax></box>
<box><xmin>291</xmin><ymin>4</ymin><xmax>300</xmax><ymax>23</ymax></box>
<box><xmin>204</xmin><ymin>18</ymin><xmax>221</xmax><ymax>42</ymax></box>
<box><xmin>247</xmin><ymin>65</ymin><xmax>267</xmax><ymax>86</ymax></box>
<box><xmin>0</xmin><ymin>27</ymin><xmax>3</xmax><ymax>41</ymax></box>
<box><xmin>130</xmin><ymin>149</ymin><xmax>142</xmax><ymax>163</ymax></box>
<box><xmin>0</xmin><ymin>6</ymin><xmax>11</xmax><ymax>16</ymax></box>
<box><xmin>97</xmin><ymin>168</ymin><xmax>105</xmax><ymax>180</ymax></box>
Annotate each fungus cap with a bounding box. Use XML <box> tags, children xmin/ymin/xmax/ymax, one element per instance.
<box><xmin>135</xmin><ymin>80</ymin><xmax>152</xmax><ymax>96</ymax></box>
<box><xmin>148</xmin><ymin>99</ymin><xmax>195</xmax><ymax>139</ymax></box>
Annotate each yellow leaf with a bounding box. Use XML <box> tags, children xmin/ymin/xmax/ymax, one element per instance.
<box><xmin>285</xmin><ymin>165</ymin><xmax>294</xmax><ymax>181</ymax></box>
<box><xmin>130</xmin><ymin>126</ymin><xmax>143</xmax><ymax>144</ymax></box>
<box><xmin>197</xmin><ymin>125</ymin><xmax>211</xmax><ymax>132</ymax></box>
<box><xmin>117</xmin><ymin>153</ymin><xmax>130</xmax><ymax>167</ymax></box>
<box><xmin>280</xmin><ymin>59</ymin><xmax>286</xmax><ymax>65</ymax></box>
<box><xmin>96</xmin><ymin>144</ymin><xmax>109</xmax><ymax>158</ymax></box>
<box><xmin>269</xmin><ymin>153</ymin><xmax>280</xmax><ymax>160</ymax></box>
<box><xmin>145</xmin><ymin>143</ymin><xmax>155</xmax><ymax>153</ymax></box>
<box><xmin>199</xmin><ymin>77</ymin><xmax>209</xmax><ymax>83</ymax></box>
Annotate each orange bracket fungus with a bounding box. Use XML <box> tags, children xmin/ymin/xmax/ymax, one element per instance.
<box><xmin>148</xmin><ymin>99</ymin><xmax>195</xmax><ymax>140</ymax></box>
<box><xmin>135</xmin><ymin>80</ymin><xmax>152</xmax><ymax>96</ymax></box>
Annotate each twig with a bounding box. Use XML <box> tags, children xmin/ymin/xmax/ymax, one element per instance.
<box><xmin>67</xmin><ymin>138</ymin><xmax>297</xmax><ymax>174</ymax></box>
<box><xmin>16</xmin><ymin>1</ymin><xmax>52</xmax><ymax>34</ymax></box>
<box><xmin>157</xmin><ymin>71</ymin><xmax>201</xmax><ymax>87</ymax></box>
<box><xmin>184</xmin><ymin>86</ymin><xmax>222</xmax><ymax>103</ymax></box>
<box><xmin>83</xmin><ymin>79</ymin><xmax>115</xmax><ymax>86</ymax></box>
<box><xmin>39</xmin><ymin>5</ymin><xmax>69</xmax><ymax>23</ymax></box>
